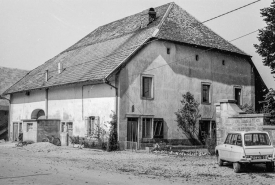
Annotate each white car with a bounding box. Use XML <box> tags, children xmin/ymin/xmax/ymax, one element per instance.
<box><xmin>215</xmin><ymin>131</ymin><xmax>275</xmax><ymax>173</ymax></box>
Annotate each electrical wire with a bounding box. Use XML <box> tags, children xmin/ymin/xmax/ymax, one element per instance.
<box><xmin>202</xmin><ymin>0</ymin><xmax>261</xmax><ymax>23</ymax></box>
<box><xmin>11</xmin><ymin>1</ymin><xmax>262</xmax><ymax>81</ymax></box>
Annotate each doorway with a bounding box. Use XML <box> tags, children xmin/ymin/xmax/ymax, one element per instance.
<box><xmin>234</xmin><ymin>88</ymin><xmax>241</xmax><ymax>105</ymax></box>
<box><xmin>13</xmin><ymin>122</ymin><xmax>19</xmax><ymax>141</ymax></box>
<box><xmin>127</xmin><ymin>118</ymin><xmax>138</xmax><ymax>142</ymax></box>
<box><xmin>199</xmin><ymin>120</ymin><xmax>216</xmax><ymax>144</ymax></box>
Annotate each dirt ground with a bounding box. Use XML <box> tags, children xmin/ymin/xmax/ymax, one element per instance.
<box><xmin>0</xmin><ymin>142</ymin><xmax>275</xmax><ymax>185</ymax></box>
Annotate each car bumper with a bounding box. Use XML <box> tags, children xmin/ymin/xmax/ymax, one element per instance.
<box><xmin>239</xmin><ymin>158</ymin><xmax>275</xmax><ymax>163</ymax></box>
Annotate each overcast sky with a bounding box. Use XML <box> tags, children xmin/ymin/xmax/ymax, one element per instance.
<box><xmin>0</xmin><ymin>0</ymin><xmax>274</xmax><ymax>88</ymax></box>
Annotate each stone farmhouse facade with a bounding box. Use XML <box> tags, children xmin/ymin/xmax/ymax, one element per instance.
<box><xmin>4</xmin><ymin>3</ymin><xmax>267</xmax><ymax>145</ymax></box>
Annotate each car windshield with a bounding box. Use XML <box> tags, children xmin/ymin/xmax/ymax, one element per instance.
<box><xmin>244</xmin><ymin>133</ymin><xmax>271</xmax><ymax>146</ymax></box>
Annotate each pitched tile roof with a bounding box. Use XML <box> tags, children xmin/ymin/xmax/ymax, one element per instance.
<box><xmin>0</xmin><ymin>67</ymin><xmax>28</xmax><ymax>105</ymax></box>
<box><xmin>4</xmin><ymin>2</ymin><xmax>249</xmax><ymax>94</ymax></box>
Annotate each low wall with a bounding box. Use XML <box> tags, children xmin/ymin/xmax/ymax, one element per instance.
<box><xmin>215</xmin><ymin>99</ymin><xmax>275</xmax><ymax>145</ymax></box>
<box><xmin>37</xmin><ymin>119</ymin><xmax>60</xmax><ymax>142</ymax></box>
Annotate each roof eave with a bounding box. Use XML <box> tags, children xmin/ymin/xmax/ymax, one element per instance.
<box><xmin>3</xmin><ymin>79</ymin><xmax>105</xmax><ymax>95</ymax></box>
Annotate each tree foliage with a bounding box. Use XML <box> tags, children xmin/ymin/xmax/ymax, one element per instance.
<box><xmin>175</xmin><ymin>92</ymin><xmax>201</xmax><ymax>144</ymax></box>
<box><xmin>107</xmin><ymin>112</ymin><xmax>119</xmax><ymax>151</ymax></box>
<box><xmin>238</xmin><ymin>104</ymin><xmax>256</xmax><ymax>114</ymax></box>
<box><xmin>254</xmin><ymin>1</ymin><xmax>275</xmax><ymax>74</ymax></box>
<box><xmin>260</xmin><ymin>88</ymin><xmax>275</xmax><ymax>115</ymax></box>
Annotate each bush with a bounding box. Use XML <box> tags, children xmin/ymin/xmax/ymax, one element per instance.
<box><xmin>107</xmin><ymin>113</ymin><xmax>119</xmax><ymax>151</ymax></box>
<box><xmin>205</xmin><ymin>132</ymin><xmax>216</xmax><ymax>155</ymax></box>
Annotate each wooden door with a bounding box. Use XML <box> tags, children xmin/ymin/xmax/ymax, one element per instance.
<box><xmin>13</xmin><ymin>122</ymin><xmax>19</xmax><ymax>141</ymax></box>
<box><xmin>127</xmin><ymin>118</ymin><xmax>138</xmax><ymax>142</ymax></box>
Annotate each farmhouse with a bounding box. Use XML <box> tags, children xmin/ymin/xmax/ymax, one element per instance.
<box><xmin>4</xmin><ymin>3</ymin><xmax>267</xmax><ymax>146</ymax></box>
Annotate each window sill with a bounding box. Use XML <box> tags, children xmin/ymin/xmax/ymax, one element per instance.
<box><xmin>201</xmin><ymin>102</ymin><xmax>211</xmax><ymax>105</ymax></box>
<box><xmin>141</xmin><ymin>97</ymin><xmax>154</xmax><ymax>100</ymax></box>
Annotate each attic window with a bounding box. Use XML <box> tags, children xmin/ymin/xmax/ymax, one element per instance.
<box><xmin>195</xmin><ymin>55</ymin><xmax>199</xmax><ymax>61</ymax></box>
<box><xmin>222</xmin><ymin>60</ymin><xmax>225</xmax><ymax>65</ymax></box>
<box><xmin>167</xmin><ymin>48</ymin><xmax>170</xmax><ymax>54</ymax></box>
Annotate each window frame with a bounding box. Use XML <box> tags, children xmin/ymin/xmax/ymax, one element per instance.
<box><xmin>140</xmin><ymin>74</ymin><xmax>154</xmax><ymax>100</ymax></box>
<box><xmin>201</xmin><ymin>82</ymin><xmax>211</xmax><ymax>104</ymax></box>
<box><xmin>153</xmin><ymin>118</ymin><xmax>164</xmax><ymax>139</ymax></box>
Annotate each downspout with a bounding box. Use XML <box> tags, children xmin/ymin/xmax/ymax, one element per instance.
<box><xmin>45</xmin><ymin>89</ymin><xmax>48</xmax><ymax>119</ymax></box>
<box><xmin>104</xmin><ymin>78</ymin><xmax>119</xmax><ymax>139</ymax></box>
<box><xmin>82</xmin><ymin>84</ymin><xmax>93</xmax><ymax>120</ymax></box>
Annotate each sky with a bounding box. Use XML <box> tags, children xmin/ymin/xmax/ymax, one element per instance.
<box><xmin>0</xmin><ymin>0</ymin><xmax>274</xmax><ymax>88</ymax></box>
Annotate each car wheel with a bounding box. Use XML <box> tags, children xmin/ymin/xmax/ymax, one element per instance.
<box><xmin>217</xmin><ymin>155</ymin><xmax>223</xmax><ymax>166</ymax></box>
<box><xmin>266</xmin><ymin>162</ymin><xmax>274</xmax><ymax>172</ymax></box>
<box><xmin>233</xmin><ymin>162</ymin><xmax>242</xmax><ymax>173</ymax></box>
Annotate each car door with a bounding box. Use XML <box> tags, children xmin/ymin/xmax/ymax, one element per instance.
<box><xmin>219</xmin><ymin>134</ymin><xmax>232</xmax><ymax>160</ymax></box>
<box><xmin>230</xmin><ymin>134</ymin><xmax>243</xmax><ymax>162</ymax></box>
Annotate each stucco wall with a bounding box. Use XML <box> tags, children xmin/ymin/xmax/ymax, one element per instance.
<box><xmin>118</xmin><ymin>40</ymin><xmax>255</xmax><ymax>142</ymax></box>
<box><xmin>215</xmin><ymin>100</ymin><xmax>275</xmax><ymax>146</ymax></box>
<box><xmin>10</xmin><ymin>83</ymin><xmax>116</xmax><ymax>139</ymax></box>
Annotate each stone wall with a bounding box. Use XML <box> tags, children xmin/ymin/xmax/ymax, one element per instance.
<box><xmin>215</xmin><ymin>99</ymin><xmax>275</xmax><ymax>145</ymax></box>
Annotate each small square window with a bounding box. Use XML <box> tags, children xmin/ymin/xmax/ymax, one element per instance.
<box><xmin>167</xmin><ymin>48</ymin><xmax>170</xmax><ymax>54</ymax></box>
<box><xmin>196</xmin><ymin>55</ymin><xmax>199</xmax><ymax>61</ymax></box>
<box><xmin>27</xmin><ymin>123</ymin><xmax>33</xmax><ymax>132</ymax></box>
<box><xmin>141</xmin><ymin>75</ymin><xmax>153</xmax><ymax>99</ymax></box>
<box><xmin>202</xmin><ymin>84</ymin><xmax>211</xmax><ymax>104</ymax></box>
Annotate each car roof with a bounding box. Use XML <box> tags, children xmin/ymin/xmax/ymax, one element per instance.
<box><xmin>227</xmin><ymin>131</ymin><xmax>268</xmax><ymax>134</ymax></box>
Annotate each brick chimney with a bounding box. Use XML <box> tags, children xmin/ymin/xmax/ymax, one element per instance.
<box><xmin>148</xmin><ymin>8</ymin><xmax>156</xmax><ymax>24</ymax></box>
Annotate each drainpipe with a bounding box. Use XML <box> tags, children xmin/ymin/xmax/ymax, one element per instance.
<box><xmin>82</xmin><ymin>84</ymin><xmax>93</xmax><ymax>120</ymax></box>
<box><xmin>104</xmin><ymin>78</ymin><xmax>119</xmax><ymax>139</ymax></box>
<box><xmin>45</xmin><ymin>88</ymin><xmax>48</xmax><ymax>119</ymax></box>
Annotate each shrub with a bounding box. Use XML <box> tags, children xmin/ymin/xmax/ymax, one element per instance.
<box><xmin>107</xmin><ymin>112</ymin><xmax>119</xmax><ymax>151</ymax></box>
<box><xmin>175</xmin><ymin>92</ymin><xmax>201</xmax><ymax>144</ymax></box>
<box><xmin>205</xmin><ymin>131</ymin><xmax>216</xmax><ymax>155</ymax></box>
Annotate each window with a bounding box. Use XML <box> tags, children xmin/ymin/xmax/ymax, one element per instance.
<box><xmin>167</xmin><ymin>48</ymin><xmax>170</xmax><ymax>54</ymax></box>
<box><xmin>19</xmin><ymin>122</ymin><xmax>23</xmax><ymax>133</ymax></box>
<box><xmin>27</xmin><ymin>123</ymin><xmax>33</xmax><ymax>132</ymax></box>
<box><xmin>153</xmin><ymin>119</ymin><xmax>164</xmax><ymax>138</ymax></box>
<box><xmin>230</xmin><ymin>134</ymin><xmax>238</xmax><ymax>145</ymax></box>
<box><xmin>60</xmin><ymin>122</ymin><xmax>73</xmax><ymax>136</ymax></box>
<box><xmin>67</xmin><ymin>122</ymin><xmax>73</xmax><ymax>129</ymax></box>
<box><xmin>61</xmin><ymin>122</ymin><xmax>66</xmax><ymax>132</ymax></box>
<box><xmin>141</xmin><ymin>75</ymin><xmax>153</xmax><ymax>99</ymax></box>
<box><xmin>225</xmin><ymin>134</ymin><xmax>232</xmax><ymax>144</ymax></box>
<box><xmin>142</xmin><ymin>118</ymin><xmax>152</xmax><ymax>138</ymax></box>
<box><xmin>88</xmin><ymin>117</ymin><xmax>95</xmax><ymax>135</ymax></box>
<box><xmin>244</xmin><ymin>133</ymin><xmax>270</xmax><ymax>146</ymax></box>
<box><xmin>195</xmin><ymin>55</ymin><xmax>199</xmax><ymax>61</ymax></box>
<box><xmin>201</xmin><ymin>83</ymin><xmax>211</xmax><ymax>104</ymax></box>
<box><xmin>234</xmin><ymin>87</ymin><xmax>242</xmax><ymax>105</ymax></box>
<box><xmin>222</xmin><ymin>60</ymin><xmax>225</xmax><ymax>65</ymax></box>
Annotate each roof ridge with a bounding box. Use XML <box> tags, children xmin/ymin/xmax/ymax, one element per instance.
<box><xmin>155</xmin><ymin>2</ymin><xmax>174</xmax><ymax>37</ymax></box>
<box><xmin>63</xmin><ymin>27</ymin><xmax>152</xmax><ymax>54</ymax></box>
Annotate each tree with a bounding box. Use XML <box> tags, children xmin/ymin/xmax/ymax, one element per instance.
<box><xmin>175</xmin><ymin>92</ymin><xmax>201</xmax><ymax>144</ymax></box>
<box><xmin>254</xmin><ymin>1</ymin><xmax>275</xmax><ymax>74</ymax></box>
<box><xmin>260</xmin><ymin>88</ymin><xmax>275</xmax><ymax>115</ymax></box>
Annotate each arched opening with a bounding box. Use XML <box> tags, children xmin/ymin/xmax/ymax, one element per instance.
<box><xmin>31</xmin><ymin>109</ymin><xmax>45</xmax><ymax>119</ymax></box>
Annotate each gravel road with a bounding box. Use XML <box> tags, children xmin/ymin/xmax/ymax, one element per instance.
<box><xmin>0</xmin><ymin>142</ymin><xmax>275</xmax><ymax>185</ymax></box>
